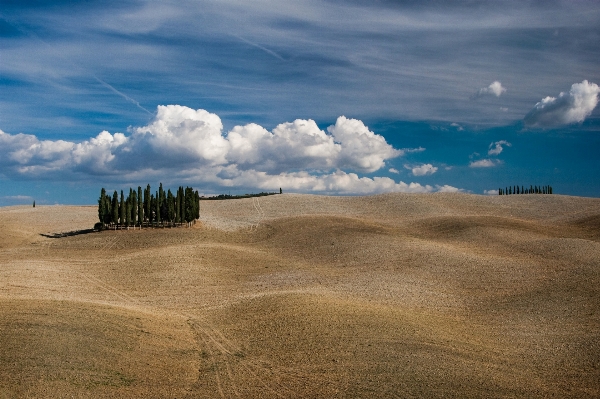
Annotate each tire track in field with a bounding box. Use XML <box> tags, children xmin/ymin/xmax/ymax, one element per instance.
<box><xmin>188</xmin><ymin>315</ymin><xmax>315</xmax><ymax>398</ymax></box>
<box><xmin>64</xmin><ymin>259</ymin><xmax>311</xmax><ymax>398</ymax></box>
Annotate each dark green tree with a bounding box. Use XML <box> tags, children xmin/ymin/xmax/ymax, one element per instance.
<box><xmin>119</xmin><ymin>190</ymin><xmax>125</xmax><ymax>226</ymax></box>
<box><xmin>194</xmin><ymin>190</ymin><xmax>200</xmax><ymax>220</ymax></box>
<box><xmin>102</xmin><ymin>192</ymin><xmax>111</xmax><ymax>225</ymax></box>
<box><xmin>144</xmin><ymin>184</ymin><xmax>151</xmax><ymax>225</ymax></box>
<box><xmin>131</xmin><ymin>189</ymin><xmax>137</xmax><ymax>227</ymax></box>
<box><xmin>137</xmin><ymin>186</ymin><xmax>143</xmax><ymax>226</ymax></box>
<box><xmin>110</xmin><ymin>191</ymin><xmax>118</xmax><ymax>225</ymax></box>
<box><xmin>155</xmin><ymin>191</ymin><xmax>161</xmax><ymax>224</ymax></box>
<box><xmin>178</xmin><ymin>186</ymin><xmax>185</xmax><ymax>223</ymax></box>
<box><xmin>125</xmin><ymin>196</ymin><xmax>131</xmax><ymax>227</ymax></box>
<box><xmin>184</xmin><ymin>187</ymin><xmax>195</xmax><ymax>223</ymax></box>
<box><xmin>167</xmin><ymin>189</ymin><xmax>175</xmax><ymax>224</ymax></box>
<box><xmin>98</xmin><ymin>188</ymin><xmax>106</xmax><ymax>226</ymax></box>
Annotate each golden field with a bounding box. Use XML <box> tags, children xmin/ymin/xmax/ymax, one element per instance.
<box><xmin>0</xmin><ymin>193</ymin><xmax>599</xmax><ymax>398</ymax></box>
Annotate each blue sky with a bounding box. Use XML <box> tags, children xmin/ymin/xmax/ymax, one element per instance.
<box><xmin>1</xmin><ymin>0</ymin><xmax>599</xmax><ymax>205</ymax></box>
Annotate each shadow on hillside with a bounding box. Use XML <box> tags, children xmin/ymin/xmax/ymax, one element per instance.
<box><xmin>40</xmin><ymin>228</ymin><xmax>96</xmax><ymax>239</ymax></box>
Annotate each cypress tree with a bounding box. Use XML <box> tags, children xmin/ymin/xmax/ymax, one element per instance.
<box><xmin>184</xmin><ymin>187</ymin><xmax>195</xmax><ymax>223</ymax></box>
<box><xmin>131</xmin><ymin>190</ymin><xmax>137</xmax><ymax>227</ymax></box>
<box><xmin>98</xmin><ymin>188</ymin><xmax>106</xmax><ymax>226</ymax></box>
<box><xmin>167</xmin><ymin>189</ymin><xmax>175</xmax><ymax>224</ymax></box>
<box><xmin>155</xmin><ymin>191</ymin><xmax>161</xmax><ymax>225</ymax></box>
<box><xmin>111</xmin><ymin>191</ymin><xmax>119</xmax><ymax>226</ymax></box>
<box><xmin>144</xmin><ymin>184</ymin><xmax>151</xmax><ymax>225</ymax></box>
<box><xmin>125</xmin><ymin>196</ymin><xmax>131</xmax><ymax>227</ymax></box>
<box><xmin>119</xmin><ymin>190</ymin><xmax>125</xmax><ymax>226</ymax></box>
<box><xmin>195</xmin><ymin>190</ymin><xmax>200</xmax><ymax>220</ymax></box>
<box><xmin>159</xmin><ymin>183</ymin><xmax>164</xmax><ymax>206</ymax></box>
<box><xmin>177</xmin><ymin>186</ymin><xmax>184</xmax><ymax>223</ymax></box>
<box><xmin>160</xmin><ymin>186</ymin><xmax>168</xmax><ymax>222</ymax></box>
<box><xmin>103</xmin><ymin>192</ymin><xmax>111</xmax><ymax>225</ymax></box>
<box><xmin>137</xmin><ymin>186</ymin><xmax>143</xmax><ymax>226</ymax></box>
<box><xmin>175</xmin><ymin>190</ymin><xmax>180</xmax><ymax>224</ymax></box>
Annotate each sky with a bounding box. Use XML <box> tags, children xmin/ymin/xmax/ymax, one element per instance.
<box><xmin>1</xmin><ymin>0</ymin><xmax>599</xmax><ymax>205</ymax></box>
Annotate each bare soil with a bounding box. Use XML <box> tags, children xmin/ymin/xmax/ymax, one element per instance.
<box><xmin>1</xmin><ymin>193</ymin><xmax>599</xmax><ymax>398</ymax></box>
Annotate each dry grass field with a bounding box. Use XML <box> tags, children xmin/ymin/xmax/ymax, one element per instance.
<box><xmin>1</xmin><ymin>193</ymin><xmax>599</xmax><ymax>398</ymax></box>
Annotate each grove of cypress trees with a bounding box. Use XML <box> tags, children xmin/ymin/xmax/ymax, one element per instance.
<box><xmin>98</xmin><ymin>183</ymin><xmax>203</xmax><ymax>230</ymax></box>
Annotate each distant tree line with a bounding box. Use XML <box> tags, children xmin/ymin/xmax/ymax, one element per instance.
<box><xmin>499</xmin><ymin>185</ymin><xmax>553</xmax><ymax>195</ymax></box>
<box><xmin>201</xmin><ymin>191</ymin><xmax>281</xmax><ymax>201</ymax></box>
<box><xmin>97</xmin><ymin>184</ymin><xmax>200</xmax><ymax>230</ymax></box>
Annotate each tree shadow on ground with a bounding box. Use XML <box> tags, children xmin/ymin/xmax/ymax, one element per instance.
<box><xmin>40</xmin><ymin>229</ymin><xmax>96</xmax><ymax>239</ymax></box>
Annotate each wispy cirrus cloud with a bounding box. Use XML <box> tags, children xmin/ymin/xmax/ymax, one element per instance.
<box><xmin>469</xmin><ymin>159</ymin><xmax>500</xmax><ymax>168</ymax></box>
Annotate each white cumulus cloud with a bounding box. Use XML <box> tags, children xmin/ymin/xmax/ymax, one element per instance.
<box><xmin>327</xmin><ymin>116</ymin><xmax>403</xmax><ymax>172</ymax></box>
<box><xmin>488</xmin><ymin>140</ymin><xmax>511</xmax><ymax>156</ymax></box>
<box><xmin>436</xmin><ymin>185</ymin><xmax>463</xmax><ymax>193</ymax></box>
<box><xmin>130</xmin><ymin>105</ymin><xmax>230</xmax><ymax>167</ymax></box>
<box><xmin>0</xmin><ymin>106</ymin><xmax>465</xmax><ymax>195</ymax></box>
<box><xmin>389</xmin><ymin>168</ymin><xmax>399</xmax><ymax>174</ymax></box>
<box><xmin>484</xmin><ymin>189</ymin><xmax>499</xmax><ymax>195</ymax></box>
<box><xmin>406</xmin><ymin>163</ymin><xmax>438</xmax><ymax>176</ymax></box>
<box><xmin>524</xmin><ymin>80</ymin><xmax>600</xmax><ymax>127</ymax></box>
<box><xmin>476</xmin><ymin>81</ymin><xmax>506</xmax><ymax>98</ymax></box>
